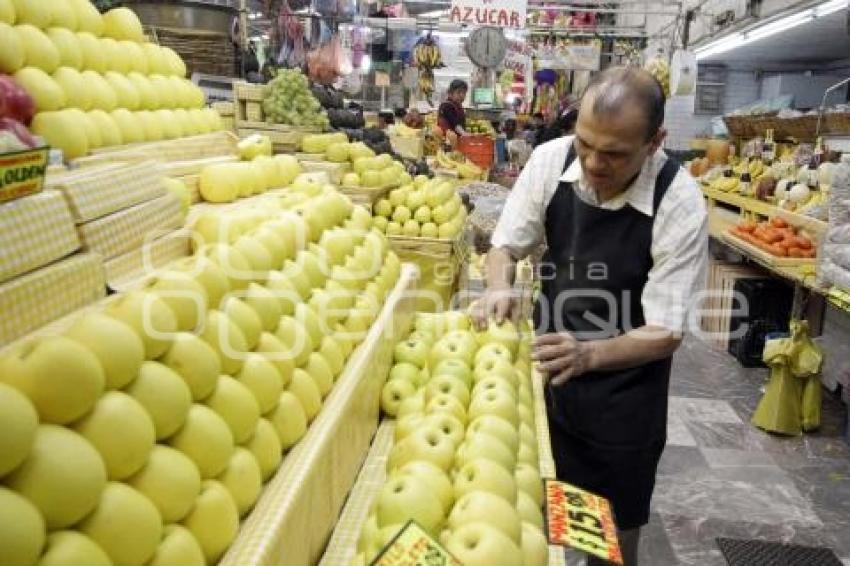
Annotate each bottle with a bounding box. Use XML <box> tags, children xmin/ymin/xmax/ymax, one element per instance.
<box><xmin>739</xmin><ymin>156</ymin><xmax>751</xmax><ymax>196</ymax></box>
<box><xmin>762</xmin><ymin>128</ymin><xmax>775</xmax><ymax>165</ymax></box>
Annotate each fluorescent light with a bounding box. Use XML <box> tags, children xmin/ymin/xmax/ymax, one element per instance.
<box><xmin>746</xmin><ymin>11</ymin><xmax>812</xmax><ymax>40</ymax></box>
<box><xmin>695</xmin><ymin>33</ymin><xmax>743</xmax><ymax>60</ymax></box>
<box><xmin>815</xmin><ymin>0</ymin><xmax>847</xmax><ymax>17</ymax></box>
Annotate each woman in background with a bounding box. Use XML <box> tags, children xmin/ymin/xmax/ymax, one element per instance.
<box><xmin>438</xmin><ymin>79</ymin><xmax>469</xmax><ymax>139</ymax></box>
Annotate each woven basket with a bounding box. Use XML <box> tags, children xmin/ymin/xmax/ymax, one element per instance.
<box><xmin>825</xmin><ymin>112</ymin><xmax>850</xmax><ymax>135</ymax></box>
<box><xmin>780</xmin><ymin>115</ymin><xmax>818</xmax><ymax>141</ymax></box>
<box><xmin>723</xmin><ymin>115</ymin><xmax>754</xmax><ymax>139</ymax></box>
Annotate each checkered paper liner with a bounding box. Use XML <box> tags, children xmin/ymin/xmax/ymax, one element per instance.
<box><xmin>0</xmin><ymin>190</ymin><xmax>80</xmax><ymax>284</ymax></box>
<box><xmin>71</xmin><ymin>132</ymin><xmax>238</xmax><ymax>168</ymax></box>
<box><xmin>48</xmin><ymin>161</ymin><xmax>167</xmax><ymax>223</ymax></box>
<box><xmin>162</xmin><ymin>155</ymin><xmax>238</xmax><ymax>178</ymax></box>
<box><xmin>104</xmin><ymin>231</ymin><xmax>192</xmax><ymax>291</ymax></box>
<box><xmin>77</xmin><ymin>194</ymin><xmax>184</xmax><ymax>260</ymax></box>
<box><xmin>0</xmin><ymin>253</ymin><xmax>106</xmax><ymax>346</ymax></box>
<box><xmin>220</xmin><ymin>264</ymin><xmax>418</xmax><ymax>566</ymax></box>
<box><xmin>213</xmin><ymin>101</ymin><xmax>235</xmax><ymax>117</ymax></box>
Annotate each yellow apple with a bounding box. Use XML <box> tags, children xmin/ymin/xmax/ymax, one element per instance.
<box><xmin>375</xmin><ymin>475</ymin><xmax>444</xmax><ymax>534</ymax></box>
<box><xmin>425</xmin><ymin>393</ymin><xmax>467</xmax><ymax>425</ymax></box>
<box><xmin>205</xmin><ymin>375</ymin><xmax>260</xmax><ymax>444</ymax></box>
<box><xmin>468</xmin><ymin>415</ymin><xmax>519</xmax><ymax>455</ymax></box>
<box><xmin>233</xmin><ymin>235</ymin><xmax>274</xmax><ymax>279</ymax></box>
<box><xmin>235</xmin><ymin>354</ymin><xmax>282</xmax><ymax>415</ymax></box>
<box><xmin>254</xmin><ymin>332</ymin><xmax>295</xmax><ymax>387</ymax></box>
<box><xmin>445</xmin><ymin>522</ymin><xmax>523</xmax><ymax>566</ymax></box>
<box><xmin>454</xmin><ymin>458</ymin><xmax>517</xmax><ymax>504</ymax></box>
<box><xmin>266</xmin><ymin>390</ymin><xmax>308</xmax><ymax>452</ymax></box>
<box><xmin>425</xmin><ymin>374</ymin><xmax>470</xmax><ymax>407</ymax></box>
<box><xmin>39</xmin><ymin>530</ymin><xmax>112</xmax><ymax>566</ymax></box>
<box><xmin>221</xmin><ymin>296</ymin><xmax>262</xmax><ymax>351</ymax></box>
<box><xmin>520</xmin><ymin>522</ymin><xmax>548</xmax><ymax>566</ymax></box>
<box><xmin>432</xmin><ymin>359</ymin><xmax>473</xmax><ymax>388</ymax></box>
<box><xmin>394</xmin><ymin>414</ymin><xmax>424</xmax><ymax>442</ymax></box>
<box><xmin>303</xmin><ymin>351</ymin><xmax>334</xmax><ymax>398</ymax></box>
<box><xmin>201</xmin><ymin>244</ymin><xmax>252</xmax><ymax>292</ymax></box>
<box><xmin>170</xmin><ymin>255</ymin><xmax>231</xmax><ymax>310</ymax></box>
<box><xmin>448</xmin><ymin>491</ymin><xmax>522</xmax><ymax>544</ymax></box>
<box><xmin>168</xmin><ymin>404</ymin><xmax>234</xmax><ymax>479</ymax></box>
<box><xmin>0</xmin><ymin>486</ymin><xmax>45</xmax><ymax>566</ymax></box>
<box><xmin>274</xmin><ymin>315</ymin><xmax>313</xmax><ymax>368</ymax></box>
<box><xmin>65</xmin><ymin>313</ymin><xmax>143</xmax><ymax>390</ymax></box>
<box><xmin>516</xmin><ymin>490</ymin><xmax>544</xmax><ymax>530</ymax></box>
<box><xmin>216</xmin><ymin>447</ymin><xmax>262</xmax><ymax>517</ymax></box>
<box><xmin>286</xmin><ymin>368</ymin><xmax>322</xmax><ymax>423</ymax></box>
<box><xmin>5</xmin><ymin>425</ymin><xmax>106</xmax><ymax>529</ymax></box>
<box><xmin>474</xmin><ymin>342</ymin><xmax>513</xmax><ymax>366</ymax></box>
<box><xmin>472</xmin><ymin>358</ymin><xmax>518</xmax><ymax>388</ymax></box>
<box><xmin>106</xmin><ymin>291</ymin><xmax>179</xmax><ymax>360</ymax></box>
<box><xmin>180</xmin><ymin>480</ymin><xmax>239</xmax><ymax>564</ymax></box>
<box><xmin>472</xmin><ymin>377</ymin><xmax>517</xmax><ymax>404</ymax></box>
<box><xmin>127</xmin><ymin>445</ymin><xmax>201</xmax><ymax>523</ymax></box>
<box><xmin>380</xmin><ymin>378</ymin><xmax>416</xmax><ymax>417</ymax></box>
<box><xmin>387</xmin><ymin>425</ymin><xmax>455</xmax><ymax>473</ymax></box>
<box><xmin>420</xmin><ymin>413</ymin><xmax>465</xmax><ymax>448</ymax></box>
<box><xmin>145</xmin><ymin>271</ymin><xmax>208</xmax><ymax>332</ymax></box>
<box><xmin>147</xmin><ymin>524</ymin><xmax>205</xmax><ymax>566</ymax></box>
<box><xmin>515</xmin><ymin>463</ymin><xmax>544</xmax><ymax>508</ymax></box>
<box><xmin>468</xmin><ymin>389</ymin><xmax>519</xmax><ymax>428</ymax></box>
<box><xmin>0</xmin><ymin>382</ymin><xmax>38</xmax><ymax>478</ymax></box>
<box><xmin>518</xmin><ymin>441</ymin><xmax>539</xmax><ymax>468</ymax></box>
<box><xmin>160</xmin><ymin>332</ymin><xmax>221</xmax><ymax>402</ymax></box>
<box><xmin>78</xmin><ymin>482</ymin><xmax>162</xmax><ymax>566</ymax></box>
<box><xmin>242</xmin><ymin>418</ymin><xmax>281</xmax><ymax>482</ymax></box>
<box><xmin>392</xmin><ymin>461</ymin><xmax>454</xmax><ymax>515</ymax></box>
<box><xmin>200</xmin><ymin>310</ymin><xmax>249</xmax><ymax>376</ymax></box>
<box><xmin>318</xmin><ymin>335</ymin><xmax>345</xmax><ymax>377</ymax></box>
<box><xmin>73</xmin><ymin>391</ymin><xmax>155</xmax><ymax>480</ymax></box>
<box><xmin>125</xmin><ymin>362</ymin><xmax>192</xmax><ymax>441</ymax></box>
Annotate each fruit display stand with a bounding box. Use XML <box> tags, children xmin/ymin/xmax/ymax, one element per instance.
<box><xmin>388</xmin><ymin>233</ymin><xmax>468</xmax><ymax>312</ymax></box>
<box><xmin>389</xmin><ymin>134</ymin><xmax>425</xmax><ymax>161</ymax></box>
<box><xmin>233</xmin><ymin>81</ymin><xmax>321</xmax><ymax>154</ymax></box>
<box><xmin>219</xmin><ymin>262</ymin><xmax>418</xmax><ymax>566</ymax></box>
<box><xmin>338</xmin><ymin>184</ymin><xmax>398</xmax><ymax>211</ymax></box>
<box><xmin>299</xmin><ymin>160</ymin><xmax>352</xmax><ymax>185</ymax></box>
<box><xmin>70</xmin><ymin>131</ymin><xmax>239</xmax><ymax>169</ymax></box>
<box><xmin>103</xmin><ymin>233</ymin><xmax>193</xmax><ymax>292</ymax></box>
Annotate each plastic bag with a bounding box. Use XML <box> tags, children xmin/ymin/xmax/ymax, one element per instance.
<box><xmin>801</xmin><ymin>374</ymin><xmax>821</xmax><ymax>432</ymax></box>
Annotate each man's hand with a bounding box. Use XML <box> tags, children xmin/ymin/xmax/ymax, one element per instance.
<box><xmin>471</xmin><ymin>287</ymin><xmax>516</xmax><ymax>330</ymax></box>
<box><xmin>533</xmin><ymin>332</ymin><xmax>594</xmax><ymax>386</ymax></box>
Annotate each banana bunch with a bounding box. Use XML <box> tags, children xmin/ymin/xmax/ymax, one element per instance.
<box><xmin>644</xmin><ymin>56</ymin><xmax>670</xmax><ymax>98</ymax></box>
<box><xmin>418</xmin><ymin>68</ymin><xmax>435</xmax><ymax>96</ymax></box>
<box><xmin>733</xmin><ymin>159</ymin><xmax>765</xmax><ymax>178</ymax></box>
<box><xmin>413</xmin><ymin>37</ymin><xmax>443</xmax><ymax>69</ymax></box>
<box><xmin>436</xmin><ymin>150</ymin><xmax>484</xmax><ymax>180</ymax></box>
<box><xmin>710</xmin><ymin>175</ymin><xmax>740</xmax><ymax>193</ymax></box>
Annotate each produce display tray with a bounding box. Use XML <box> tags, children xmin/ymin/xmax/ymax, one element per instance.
<box><xmin>162</xmin><ymin>155</ymin><xmax>239</xmax><ymax>178</ymax></box>
<box><xmin>219</xmin><ymin>263</ymin><xmax>419</xmax><ymax>566</ymax></box>
<box><xmin>337</xmin><ymin>185</ymin><xmax>394</xmax><ymax>210</ymax></box>
<box><xmin>388</xmin><ymin>232</ymin><xmax>466</xmax><ymax>260</ymax></box>
<box><xmin>299</xmin><ymin>160</ymin><xmax>351</xmax><ymax>184</ymax></box>
<box><xmin>104</xmin><ymin>231</ymin><xmax>193</xmax><ymax>291</ymax></box>
<box><xmin>319</xmin><ymin>366</ymin><xmax>565</xmax><ymax>565</ymax></box>
<box><xmin>70</xmin><ymin>132</ymin><xmax>238</xmax><ymax>168</ymax></box>
<box><xmin>721</xmin><ymin>230</ymin><xmax>817</xmax><ymax>268</ymax></box>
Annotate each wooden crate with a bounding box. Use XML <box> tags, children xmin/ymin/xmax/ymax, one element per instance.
<box><xmin>234</xmin><ymin>81</ymin><xmax>265</xmax><ymax>124</ymax></box>
<box><xmin>701</xmin><ymin>259</ymin><xmax>764</xmax><ymax>349</ymax></box>
<box><xmin>299</xmin><ymin>160</ymin><xmax>351</xmax><ymax>184</ymax></box>
<box><xmin>721</xmin><ymin>230</ymin><xmax>817</xmax><ymax>268</ymax></box>
<box><xmin>337</xmin><ymin>185</ymin><xmax>394</xmax><ymax>211</ymax></box>
<box><xmin>219</xmin><ymin>264</ymin><xmax>418</xmax><ymax>566</ymax></box>
<box><xmin>389</xmin><ymin>232</ymin><xmax>467</xmax><ymax>312</ymax></box>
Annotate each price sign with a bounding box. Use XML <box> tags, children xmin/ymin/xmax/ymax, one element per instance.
<box><xmin>371</xmin><ymin>521</ymin><xmax>462</xmax><ymax>566</ymax></box>
<box><xmin>545</xmin><ymin>479</ymin><xmax>623</xmax><ymax>565</ymax></box>
<box><xmin>0</xmin><ymin>146</ymin><xmax>49</xmax><ymax>203</ymax></box>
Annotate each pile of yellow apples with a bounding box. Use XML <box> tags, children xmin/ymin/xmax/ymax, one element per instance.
<box><xmin>372</xmin><ymin>176</ymin><xmax>466</xmax><ymax>239</ymax></box>
<box><xmin>1</xmin><ymin>1</ymin><xmax>224</xmax><ymax>159</ymax></box>
<box><xmin>359</xmin><ymin>312</ymin><xmax>547</xmax><ymax>565</ymax></box>
<box><xmin>199</xmin><ymin>142</ymin><xmax>303</xmax><ymax>204</ymax></box>
<box><xmin>0</xmin><ymin>185</ymin><xmax>402</xmax><ymax>566</ymax></box>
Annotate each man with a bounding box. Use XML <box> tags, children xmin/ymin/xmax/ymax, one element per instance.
<box><xmin>474</xmin><ymin>67</ymin><xmax>708</xmax><ymax>565</ymax></box>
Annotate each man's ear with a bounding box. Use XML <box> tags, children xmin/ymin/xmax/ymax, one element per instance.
<box><xmin>649</xmin><ymin>127</ymin><xmax>667</xmax><ymax>154</ymax></box>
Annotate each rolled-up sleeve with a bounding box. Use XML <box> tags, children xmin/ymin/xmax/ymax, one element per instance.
<box><xmin>491</xmin><ymin>149</ymin><xmax>549</xmax><ymax>259</ymax></box>
<box><xmin>642</xmin><ymin>175</ymin><xmax>709</xmax><ymax>335</ymax></box>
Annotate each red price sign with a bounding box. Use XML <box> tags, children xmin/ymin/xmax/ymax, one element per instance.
<box><xmin>371</xmin><ymin>521</ymin><xmax>462</xmax><ymax>566</ymax></box>
<box><xmin>545</xmin><ymin>479</ymin><xmax>623</xmax><ymax>565</ymax></box>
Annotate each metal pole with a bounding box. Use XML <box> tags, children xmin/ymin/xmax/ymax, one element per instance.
<box><xmin>816</xmin><ymin>77</ymin><xmax>850</xmax><ymax>138</ymax></box>
<box><xmin>239</xmin><ymin>0</ymin><xmax>248</xmax><ymax>78</ymax></box>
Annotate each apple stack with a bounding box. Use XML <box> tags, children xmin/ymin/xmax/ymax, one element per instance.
<box><xmin>199</xmin><ymin>153</ymin><xmax>303</xmax><ymax>203</ymax></box>
<box><xmin>372</xmin><ymin>176</ymin><xmax>467</xmax><ymax>239</ymax></box>
<box><xmin>355</xmin><ymin>312</ymin><xmax>547</xmax><ymax>565</ymax></box>
<box><xmin>1</xmin><ymin>1</ymin><xmax>224</xmax><ymax>159</ymax></box>
<box><xmin>0</xmin><ymin>186</ymin><xmax>403</xmax><ymax>566</ymax></box>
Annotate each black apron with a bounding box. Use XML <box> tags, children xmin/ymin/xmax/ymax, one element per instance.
<box><xmin>534</xmin><ymin>145</ymin><xmax>679</xmax><ymax>530</ymax></box>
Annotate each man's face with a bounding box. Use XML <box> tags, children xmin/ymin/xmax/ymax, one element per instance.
<box><xmin>574</xmin><ymin>94</ymin><xmax>664</xmax><ymax>196</ymax></box>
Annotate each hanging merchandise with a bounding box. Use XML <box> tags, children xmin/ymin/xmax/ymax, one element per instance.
<box><xmin>411</xmin><ymin>33</ymin><xmax>444</xmax><ymax>104</ymax></box>
<box><xmin>307</xmin><ymin>34</ymin><xmax>349</xmax><ymax>86</ymax></box>
<box><xmin>276</xmin><ymin>1</ymin><xmax>306</xmax><ymax>68</ymax></box>
<box><xmin>644</xmin><ymin>53</ymin><xmax>671</xmax><ymax>98</ymax></box>
<box><xmin>669</xmin><ymin>50</ymin><xmax>697</xmax><ymax>96</ymax></box>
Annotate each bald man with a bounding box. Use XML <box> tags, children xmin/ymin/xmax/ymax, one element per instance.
<box><xmin>475</xmin><ymin>67</ymin><xmax>708</xmax><ymax>565</ymax></box>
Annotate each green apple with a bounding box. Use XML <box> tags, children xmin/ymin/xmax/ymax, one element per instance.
<box><xmin>126</xmin><ymin>362</ymin><xmax>192</xmax><ymax>441</ymax></box>
<box><xmin>145</xmin><ymin>271</ymin><xmax>207</xmax><ymax>332</ymax></box>
<box><xmin>515</xmin><ymin>463</ymin><xmax>544</xmax><ymax>508</ymax></box>
<box><xmin>468</xmin><ymin>389</ymin><xmax>519</xmax><ymax>428</ymax></box>
<box><xmin>425</xmin><ymin>374</ymin><xmax>470</xmax><ymax>407</ymax></box>
<box><xmin>413</xmin><ymin>205</ymin><xmax>432</xmax><ymax>224</ymax></box>
<box><xmin>520</xmin><ymin>522</ymin><xmax>548</xmax><ymax>566</ymax></box>
<box><xmin>387</xmin><ymin>425</ymin><xmax>455</xmax><ymax>473</ymax></box>
<box><xmin>263</xmin><ymin>271</ymin><xmax>301</xmax><ymax>316</ymax></box>
<box><xmin>233</xmin><ymin>235</ymin><xmax>274</xmax><ymax>278</ymax></box>
<box><xmin>380</xmin><ymin>378</ymin><xmax>416</xmax><ymax>417</ymax></box>
<box><xmin>170</xmin><ymin>256</ymin><xmax>231</xmax><ymax>310</ymax></box>
<box><xmin>374</xmin><ymin>198</ymin><xmax>392</xmax><ymax>217</ymax></box>
<box><xmin>127</xmin><ymin>445</ymin><xmax>201</xmax><ymax>523</ymax></box>
<box><xmin>385</xmin><ymin>221</ymin><xmax>402</xmax><ymax>236</ymax></box>
<box><xmin>519</xmin><ymin>423</ymin><xmax>537</xmax><ymax>452</ymax></box>
<box><xmin>420</xmin><ymin>412</ymin><xmax>465</xmax><ymax>447</ymax></box>
<box><xmin>275</xmin><ymin>316</ymin><xmax>313</xmax><ymax>368</ymax></box>
<box><xmin>161</xmin><ymin>333</ymin><xmax>220</xmax><ymax>402</ymax></box>
<box><xmin>200</xmin><ymin>244</ymin><xmax>253</xmax><ymax>292</ymax></box>
<box><xmin>420</xmin><ymin>222</ymin><xmax>439</xmax><ymax>238</ymax></box>
<box><xmin>243</xmin><ymin>283</ymin><xmax>282</xmax><ymax>333</ymax></box>
<box><xmin>393</xmin><ymin>460</ymin><xmax>454</xmax><ymax>515</ymax></box>
<box><xmin>206</xmin><ymin>375</ymin><xmax>260</xmax><ymax>444</ymax></box>
<box><xmin>432</xmin><ymin>359</ymin><xmax>473</xmax><ymax>388</ymax></box>
<box><xmin>287</xmin><ymin>368</ymin><xmax>322</xmax><ymax>422</ymax></box>
<box><xmin>429</xmin><ymin>334</ymin><xmax>476</xmax><ymax>368</ymax></box>
<box><xmin>216</xmin><ymin>447</ymin><xmax>262</xmax><ymax>517</ymax></box>
<box><xmin>251</xmin><ymin>227</ymin><xmax>289</xmax><ymax>270</ymax></box>
<box><xmin>168</xmin><ymin>404</ymin><xmax>234</xmax><ymax>479</ymax></box>
<box><xmin>147</xmin><ymin>524</ymin><xmax>205</xmax><ymax>566</ymax></box>
<box><xmin>393</xmin><ymin>337</ymin><xmax>429</xmax><ymax>368</ymax></box>
<box><xmin>472</xmin><ymin>376</ymin><xmax>518</xmax><ymax>403</ymax></box>
<box><xmin>39</xmin><ymin>530</ymin><xmax>111</xmax><ymax>566</ymax></box>
<box><xmin>348</xmin><ymin>205</ymin><xmax>373</xmax><ymax>232</ymax></box>
<box><xmin>78</xmin><ymin>482</ymin><xmax>163</xmax><ymax>566</ymax></box>
<box><xmin>388</xmin><ymin>187</ymin><xmax>409</xmax><ymax>208</ymax></box>
<box><xmin>294</xmin><ymin>303</ymin><xmax>323</xmax><ymax>353</ymax></box>
<box><xmin>478</xmin><ymin>320</ymin><xmax>520</xmax><ymax>356</ymax></box>
<box><xmin>425</xmin><ymin>393</ymin><xmax>467</xmax><ymax>425</ymax></box>
<box><xmin>389</xmin><ymin>362</ymin><xmax>424</xmax><ymax>387</ymax></box>
<box><xmin>448</xmin><ymin>491</ymin><xmax>522</xmax><ymax>544</ymax></box>
<box><xmin>243</xmin><ymin>418</ymin><xmax>281</xmax><ymax>482</ymax></box>
<box><xmin>456</xmin><ymin>431</ymin><xmax>516</xmax><ymax>473</ymax></box>
<box><xmin>73</xmin><ymin>391</ymin><xmax>155</xmax><ymax>481</ymax></box>
<box><xmin>235</xmin><ymin>354</ymin><xmax>283</xmax><ymax>414</ymax></box>
<box><xmin>0</xmin><ymin>382</ymin><xmax>38</xmax><ymax>478</ymax></box>
<box><xmin>517</xmin><ymin>489</ymin><xmax>545</xmax><ymax>530</ymax></box>
<box><xmin>391</xmin><ymin>206</ymin><xmax>411</xmax><ymax>224</ymax></box>
<box><xmin>200</xmin><ymin>310</ymin><xmax>249</xmax><ymax>376</ymax></box>
<box><xmin>406</xmin><ymin>190</ymin><xmax>426</xmax><ymax>211</ymax></box>
<box><xmin>454</xmin><ymin>458</ymin><xmax>517</xmax><ymax>504</ymax></box>
<box><xmin>319</xmin><ymin>335</ymin><xmax>345</xmax><ymax>377</ymax></box>
<box><xmin>0</xmin><ymin>336</ymin><xmax>105</xmax><ymax>425</ymax></box>
<box><xmin>394</xmin><ymin>414</ymin><xmax>424</xmax><ymax>442</ymax></box>
<box><xmin>518</xmin><ymin>403</ymin><xmax>536</xmax><ymax>429</ymax></box>
<box><xmin>222</xmin><ymin>296</ymin><xmax>262</xmax><ymax>351</ymax></box>
<box><xmin>0</xmin><ymin>487</ymin><xmax>45</xmax><ymax>566</ymax></box>
<box><xmin>402</xmin><ymin>219</ymin><xmax>420</xmax><ymax>237</ymax></box>
<box><xmin>65</xmin><ymin>313</ymin><xmax>144</xmax><ymax>390</ymax></box>
<box><xmin>445</xmin><ymin>522</ymin><xmax>523</xmax><ymax>566</ymax></box>
<box><xmin>468</xmin><ymin>415</ymin><xmax>519</xmax><ymax>454</ymax></box>
<box><xmin>518</xmin><ymin>440</ymin><xmax>539</xmax><ymax>468</ymax></box>
<box><xmin>254</xmin><ymin>332</ymin><xmax>295</xmax><ymax>386</ymax></box>
<box><xmin>473</xmin><ymin>357</ymin><xmax>518</xmax><ymax>387</ymax></box>
<box><xmin>5</xmin><ymin>425</ymin><xmax>106</xmax><ymax>529</ymax></box>
<box><xmin>474</xmin><ymin>342</ymin><xmax>514</xmax><ymax>366</ymax></box>
<box><xmin>375</xmin><ymin>475</ymin><xmax>445</xmax><ymax>534</ymax></box>
<box><xmin>267</xmin><ymin>390</ymin><xmax>308</xmax><ymax>451</ymax></box>
<box><xmin>295</xmin><ymin>249</ymin><xmax>328</xmax><ymax>290</ymax></box>
<box><xmin>180</xmin><ymin>480</ymin><xmax>239</xmax><ymax>564</ymax></box>
<box><xmin>319</xmin><ymin>228</ymin><xmax>355</xmax><ymax>266</ymax></box>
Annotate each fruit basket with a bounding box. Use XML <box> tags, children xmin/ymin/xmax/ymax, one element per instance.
<box><xmin>723</xmin><ymin>217</ymin><xmax>818</xmax><ymax>267</ymax></box>
<box><xmin>219</xmin><ymin>263</ymin><xmax>419</xmax><ymax>566</ymax></box>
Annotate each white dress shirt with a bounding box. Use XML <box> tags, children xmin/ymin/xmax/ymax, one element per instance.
<box><xmin>491</xmin><ymin>136</ymin><xmax>708</xmax><ymax>334</ymax></box>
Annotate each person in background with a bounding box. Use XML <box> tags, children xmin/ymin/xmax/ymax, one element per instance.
<box><xmin>438</xmin><ymin>79</ymin><xmax>469</xmax><ymax>137</ymax></box>
<box><xmin>394</xmin><ymin>108</ymin><xmax>407</xmax><ymax>122</ymax></box>
<box><xmin>376</xmin><ymin>110</ymin><xmax>395</xmax><ymax>129</ymax></box>
<box><xmin>502</xmin><ymin>118</ymin><xmax>518</xmax><ymax>140</ymax></box>
<box><xmin>537</xmin><ymin>106</ymin><xmax>579</xmax><ymax>146</ymax></box>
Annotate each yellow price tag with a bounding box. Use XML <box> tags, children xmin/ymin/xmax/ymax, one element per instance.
<box><xmin>371</xmin><ymin>521</ymin><xmax>462</xmax><ymax>566</ymax></box>
<box><xmin>0</xmin><ymin>146</ymin><xmax>49</xmax><ymax>203</ymax></box>
<box><xmin>545</xmin><ymin>479</ymin><xmax>623</xmax><ymax>565</ymax></box>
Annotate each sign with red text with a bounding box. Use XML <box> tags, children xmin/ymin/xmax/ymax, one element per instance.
<box><xmin>545</xmin><ymin>479</ymin><xmax>623</xmax><ymax>565</ymax></box>
<box><xmin>449</xmin><ymin>0</ymin><xmax>527</xmax><ymax>29</ymax></box>
<box><xmin>504</xmin><ymin>39</ymin><xmax>532</xmax><ymax>73</ymax></box>
<box><xmin>371</xmin><ymin>521</ymin><xmax>462</xmax><ymax>566</ymax></box>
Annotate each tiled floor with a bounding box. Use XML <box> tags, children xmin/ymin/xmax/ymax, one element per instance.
<box><xmin>565</xmin><ymin>335</ymin><xmax>850</xmax><ymax>565</ymax></box>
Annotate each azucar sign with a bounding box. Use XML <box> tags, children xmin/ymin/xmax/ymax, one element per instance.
<box><xmin>449</xmin><ymin>0</ymin><xmax>527</xmax><ymax>29</ymax></box>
